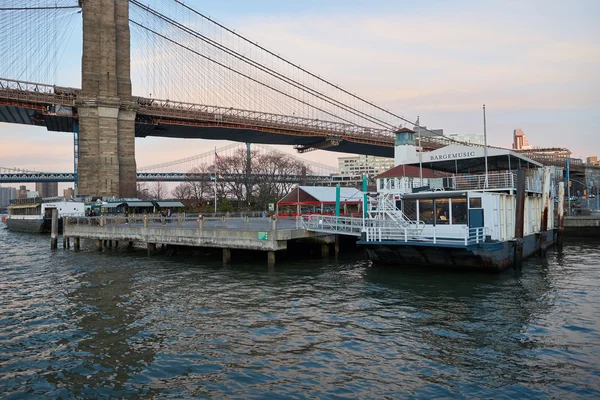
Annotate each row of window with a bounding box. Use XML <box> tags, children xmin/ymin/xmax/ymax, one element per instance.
<box><xmin>400</xmin><ymin>197</ymin><xmax>482</xmax><ymax>225</ymax></box>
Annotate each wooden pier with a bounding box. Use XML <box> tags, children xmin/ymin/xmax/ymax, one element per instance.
<box><xmin>61</xmin><ymin>215</ymin><xmax>336</xmax><ymax>267</ymax></box>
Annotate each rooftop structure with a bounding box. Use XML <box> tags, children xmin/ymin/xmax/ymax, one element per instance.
<box><xmin>513</xmin><ymin>129</ymin><xmax>532</xmax><ymax>150</ymax></box>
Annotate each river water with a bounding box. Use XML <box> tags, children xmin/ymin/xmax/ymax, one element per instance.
<box><xmin>1</xmin><ymin>227</ymin><xmax>599</xmax><ymax>399</ymax></box>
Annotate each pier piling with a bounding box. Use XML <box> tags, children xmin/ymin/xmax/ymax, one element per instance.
<box><xmin>557</xmin><ymin>182</ymin><xmax>565</xmax><ymax>248</ymax></box>
<box><xmin>514</xmin><ymin>168</ymin><xmax>526</xmax><ymax>268</ymax></box>
<box><xmin>321</xmin><ymin>243</ymin><xmax>330</xmax><ymax>258</ymax></box>
<box><xmin>74</xmin><ymin>237</ymin><xmax>80</xmax><ymax>250</ymax></box>
<box><xmin>223</xmin><ymin>248</ymin><xmax>231</xmax><ymax>265</ymax></box>
<box><xmin>50</xmin><ymin>209</ymin><xmax>58</xmax><ymax>249</ymax></box>
<box><xmin>97</xmin><ymin>239</ymin><xmax>103</xmax><ymax>251</ymax></box>
<box><xmin>267</xmin><ymin>251</ymin><xmax>276</xmax><ymax>268</ymax></box>
<box><xmin>147</xmin><ymin>243</ymin><xmax>156</xmax><ymax>256</ymax></box>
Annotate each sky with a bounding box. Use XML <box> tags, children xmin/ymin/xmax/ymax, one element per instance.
<box><xmin>1</xmin><ymin>0</ymin><xmax>599</xmax><ymax>192</ymax></box>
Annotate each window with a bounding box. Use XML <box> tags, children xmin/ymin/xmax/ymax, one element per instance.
<box><xmin>418</xmin><ymin>199</ymin><xmax>434</xmax><ymax>224</ymax></box>
<box><xmin>469</xmin><ymin>197</ymin><xmax>482</xmax><ymax>208</ymax></box>
<box><xmin>436</xmin><ymin>199</ymin><xmax>450</xmax><ymax>225</ymax></box>
<box><xmin>403</xmin><ymin>199</ymin><xmax>417</xmax><ymax>221</ymax></box>
<box><xmin>452</xmin><ymin>197</ymin><xmax>468</xmax><ymax>224</ymax></box>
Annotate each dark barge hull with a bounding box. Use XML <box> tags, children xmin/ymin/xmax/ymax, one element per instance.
<box><xmin>358</xmin><ymin>230</ymin><xmax>556</xmax><ymax>271</ymax></box>
<box><xmin>6</xmin><ymin>218</ymin><xmax>63</xmax><ymax>234</ymax></box>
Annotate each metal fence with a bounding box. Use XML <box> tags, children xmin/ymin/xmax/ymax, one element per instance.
<box><xmin>364</xmin><ymin>225</ymin><xmax>486</xmax><ymax>246</ymax></box>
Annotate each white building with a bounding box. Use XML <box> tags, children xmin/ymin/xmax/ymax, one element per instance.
<box><xmin>338</xmin><ymin>155</ymin><xmax>395</xmax><ymax>176</ymax></box>
<box><xmin>446</xmin><ymin>133</ymin><xmax>485</xmax><ymax>145</ymax></box>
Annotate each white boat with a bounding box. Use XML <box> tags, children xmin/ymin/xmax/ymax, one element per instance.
<box><xmin>301</xmin><ymin>128</ymin><xmax>563</xmax><ymax>271</ymax></box>
<box><xmin>6</xmin><ymin>197</ymin><xmax>85</xmax><ymax>233</ymax></box>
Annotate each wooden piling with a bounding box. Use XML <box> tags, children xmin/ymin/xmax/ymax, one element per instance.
<box><xmin>514</xmin><ymin>168</ymin><xmax>526</xmax><ymax>268</ymax></box>
<box><xmin>267</xmin><ymin>251</ymin><xmax>276</xmax><ymax>267</ymax></box>
<box><xmin>334</xmin><ymin>235</ymin><xmax>340</xmax><ymax>258</ymax></box>
<box><xmin>97</xmin><ymin>239</ymin><xmax>103</xmax><ymax>251</ymax></box>
<box><xmin>50</xmin><ymin>209</ymin><xmax>58</xmax><ymax>249</ymax></box>
<box><xmin>74</xmin><ymin>237</ymin><xmax>80</xmax><ymax>250</ymax></box>
<box><xmin>539</xmin><ymin>167</ymin><xmax>551</xmax><ymax>256</ymax></box>
<box><xmin>147</xmin><ymin>242</ymin><xmax>156</xmax><ymax>256</ymax></box>
<box><xmin>321</xmin><ymin>243</ymin><xmax>330</xmax><ymax>258</ymax></box>
<box><xmin>223</xmin><ymin>248</ymin><xmax>231</xmax><ymax>265</ymax></box>
<box><xmin>557</xmin><ymin>181</ymin><xmax>565</xmax><ymax>248</ymax></box>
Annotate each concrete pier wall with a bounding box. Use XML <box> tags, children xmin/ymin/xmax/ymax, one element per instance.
<box><xmin>564</xmin><ymin>216</ymin><xmax>600</xmax><ymax>237</ymax></box>
<box><xmin>64</xmin><ymin>224</ymin><xmax>334</xmax><ymax>252</ymax></box>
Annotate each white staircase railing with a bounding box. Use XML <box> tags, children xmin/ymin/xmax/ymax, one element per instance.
<box><xmin>300</xmin><ymin>215</ymin><xmax>364</xmax><ymax>236</ymax></box>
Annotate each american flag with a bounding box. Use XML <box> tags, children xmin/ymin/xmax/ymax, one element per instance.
<box><xmin>214</xmin><ymin>148</ymin><xmax>221</xmax><ymax>160</ymax></box>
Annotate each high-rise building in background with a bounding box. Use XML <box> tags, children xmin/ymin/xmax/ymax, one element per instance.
<box><xmin>338</xmin><ymin>155</ymin><xmax>395</xmax><ymax>176</ymax></box>
<box><xmin>446</xmin><ymin>133</ymin><xmax>485</xmax><ymax>145</ymax></box>
<box><xmin>35</xmin><ymin>182</ymin><xmax>58</xmax><ymax>198</ymax></box>
<box><xmin>63</xmin><ymin>187</ymin><xmax>75</xmax><ymax>200</ymax></box>
<box><xmin>17</xmin><ymin>185</ymin><xmax>28</xmax><ymax>199</ymax></box>
<box><xmin>0</xmin><ymin>187</ymin><xmax>17</xmax><ymax>207</ymax></box>
<box><xmin>513</xmin><ymin>129</ymin><xmax>532</xmax><ymax>150</ymax></box>
<box><xmin>586</xmin><ymin>157</ymin><xmax>599</xmax><ymax>166</ymax></box>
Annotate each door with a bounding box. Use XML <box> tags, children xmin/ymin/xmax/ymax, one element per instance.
<box><xmin>468</xmin><ymin>208</ymin><xmax>484</xmax><ymax>229</ymax></box>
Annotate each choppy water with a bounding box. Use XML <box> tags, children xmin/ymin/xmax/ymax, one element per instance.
<box><xmin>1</xmin><ymin>227</ymin><xmax>599</xmax><ymax>399</ymax></box>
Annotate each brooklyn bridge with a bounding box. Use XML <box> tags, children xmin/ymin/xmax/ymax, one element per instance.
<box><xmin>0</xmin><ymin>0</ymin><xmax>578</xmax><ymax>197</ymax></box>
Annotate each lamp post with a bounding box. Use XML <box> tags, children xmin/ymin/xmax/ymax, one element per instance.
<box><xmin>569</xmin><ymin>178</ymin><xmax>589</xmax><ymax>216</ymax></box>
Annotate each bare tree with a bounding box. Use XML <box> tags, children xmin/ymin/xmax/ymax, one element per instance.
<box><xmin>137</xmin><ymin>183</ymin><xmax>151</xmax><ymax>200</ymax></box>
<box><xmin>150</xmin><ymin>181</ymin><xmax>168</xmax><ymax>200</ymax></box>
<box><xmin>171</xmin><ymin>183</ymin><xmax>191</xmax><ymax>200</ymax></box>
<box><xmin>253</xmin><ymin>152</ymin><xmax>306</xmax><ymax>206</ymax></box>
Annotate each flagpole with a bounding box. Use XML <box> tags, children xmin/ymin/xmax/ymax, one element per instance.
<box><xmin>214</xmin><ymin>146</ymin><xmax>218</xmax><ymax>213</ymax></box>
<box><xmin>417</xmin><ymin>116</ymin><xmax>422</xmax><ymax>186</ymax></box>
<box><xmin>483</xmin><ymin>104</ymin><xmax>489</xmax><ymax>189</ymax></box>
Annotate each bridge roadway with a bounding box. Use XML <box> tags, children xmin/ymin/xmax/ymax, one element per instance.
<box><xmin>0</xmin><ymin>78</ymin><xmax>580</xmax><ymax>171</ymax></box>
<box><xmin>0</xmin><ymin>78</ymin><xmax>455</xmax><ymax>158</ymax></box>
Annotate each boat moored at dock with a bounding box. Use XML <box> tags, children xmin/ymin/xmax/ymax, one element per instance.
<box><xmin>6</xmin><ymin>197</ymin><xmax>85</xmax><ymax>233</ymax></box>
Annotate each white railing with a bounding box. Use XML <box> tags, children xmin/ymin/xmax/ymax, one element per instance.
<box><xmin>364</xmin><ymin>225</ymin><xmax>486</xmax><ymax>246</ymax></box>
<box><xmin>300</xmin><ymin>214</ymin><xmax>485</xmax><ymax>246</ymax></box>
<box><xmin>301</xmin><ymin>215</ymin><xmax>364</xmax><ymax>236</ymax></box>
<box><xmin>451</xmin><ymin>171</ymin><xmax>542</xmax><ymax>193</ymax></box>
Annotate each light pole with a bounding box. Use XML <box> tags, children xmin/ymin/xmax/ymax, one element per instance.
<box><xmin>569</xmin><ymin>178</ymin><xmax>589</xmax><ymax>215</ymax></box>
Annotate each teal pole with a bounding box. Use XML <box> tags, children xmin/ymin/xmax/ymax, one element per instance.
<box><xmin>335</xmin><ymin>184</ymin><xmax>341</xmax><ymax>217</ymax></box>
<box><xmin>362</xmin><ymin>174</ymin><xmax>368</xmax><ymax>217</ymax></box>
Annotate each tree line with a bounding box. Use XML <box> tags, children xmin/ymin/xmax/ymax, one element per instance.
<box><xmin>137</xmin><ymin>149</ymin><xmax>310</xmax><ymax>212</ymax></box>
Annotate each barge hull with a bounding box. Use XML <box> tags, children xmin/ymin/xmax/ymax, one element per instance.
<box><xmin>5</xmin><ymin>218</ymin><xmax>63</xmax><ymax>234</ymax></box>
<box><xmin>360</xmin><ymin>230</ymin><xmax>555</xmax><ymax>271</ymax></box>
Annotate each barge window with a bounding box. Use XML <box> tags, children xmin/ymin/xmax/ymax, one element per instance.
<box><xmin>418</xmin><ymin>199</ymin><xmax>434</xmax><ymax>224</ymax></box>
<box><xmin>403</xmin><ymin>199</ymin><xmax>417</xmax><ymax>221</ymax></box>
<box><xmin>436</xmin><ymin>199</ymin><xmax>450</xmax><ymax>224</ymax></box>
<box><xmin>451</xmin><ymin>198</ymin><xmax>468</xmax><ymax>224</ymax></box>
<box><xmin>469</xmin><ymin>197</ymin><xmax>482</xmax><ymax>208</ymax></box>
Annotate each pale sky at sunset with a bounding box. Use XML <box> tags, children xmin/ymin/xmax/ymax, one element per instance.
<box><xmin>1</xmin><ymin>0</ymin><xmax>598</xmax><ymax>191</ymax></box>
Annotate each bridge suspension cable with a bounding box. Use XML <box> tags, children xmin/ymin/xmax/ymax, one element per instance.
<box><xmin>0</xmin><ymin>0</ymin><xmax>80</xmax><ymax>85</ymax></box>
<box><xmin>129</xmin><ymin>0</ymin><xmax>395</xmax><ymax>130</ymax></box>
<box><xmin>128</xmin><ymin>0</ymin><xmax>407</xmax><ymax>131</ymax></box>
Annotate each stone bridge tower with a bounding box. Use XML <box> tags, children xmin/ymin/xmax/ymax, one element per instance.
<box><xmin>77</xmin><ymin>0</ymin><xmax>137</xmax><ymax>198</ymax></box>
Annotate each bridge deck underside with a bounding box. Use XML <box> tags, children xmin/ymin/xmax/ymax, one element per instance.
<box><xmin>0</xmin><ymin>104</ymin><xmax>394</xmax><ymax>158</ymax></box>
<box><xmin>135</xmin><ymin>122</ymin><xmax>394</xmax><ymax>158</ymax></box>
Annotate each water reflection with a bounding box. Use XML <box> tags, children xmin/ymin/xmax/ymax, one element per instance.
<box><xmin>0</xmin><ymin>230</ymin><xmax>599</xmax><ymax>398</ymax></box>
<box><xmin>46</xmin><ymin>263</ymin><xmax>159</xmax><ymax>398</ymax></box>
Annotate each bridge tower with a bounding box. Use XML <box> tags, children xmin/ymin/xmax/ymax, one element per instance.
<box><xmin>77</xmin><ymin>0</ymin><xmax>137</xmax><ymax>198</ymax></box>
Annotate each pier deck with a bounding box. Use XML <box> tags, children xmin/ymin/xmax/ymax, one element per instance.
<box><xmin>63</xmin><ymin>215</ymin><xmax>335</xmax><ymax>266</ymax></box>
